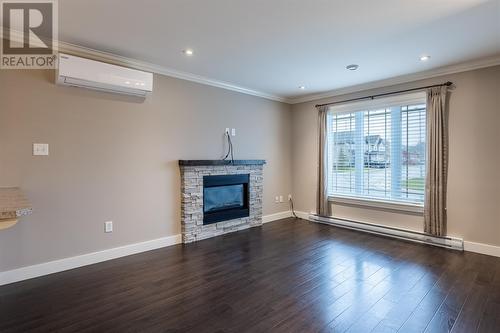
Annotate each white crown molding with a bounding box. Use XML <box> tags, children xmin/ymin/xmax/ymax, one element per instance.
<box><xmin>1</xmin><ymin>28</ymin><xmax>286</xmax><ymax>102</ymax></box>
<box><xmin>288</xmin><ymin>55</ymin><xmax>500</xmax><ymax>104</ymax></box>
<box><xmin>3</xmin><ymin>28</ymin><xmax>500</xmax><ymax>104</ymax></box>
<box><xmin>57</xmin><ymin>45</ymin><xmax>500</xmax><ymax>105</ymax></box>
<box><xmin>57</xmin><ymin>41</ymin><xmax>289</xmax><ymax>103</ymax></box>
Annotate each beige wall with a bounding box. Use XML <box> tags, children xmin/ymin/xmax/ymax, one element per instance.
<box><xmin>1</xmin><ymin>64</ymin><xmax>499</xmax><ymax>273</ymax></box>
<box><xmin>0</xmin><ymin>69</ymin><xmax>292</xmax><ymax>271</ymax></box>
<box><xmin>291</xmin><ymin>65</ymin><xmax>500</xmax><ymax>246</ymax></box>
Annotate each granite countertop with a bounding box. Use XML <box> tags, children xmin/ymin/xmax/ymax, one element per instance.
<box><xmin>0</xmin><ymin>187</ymin><xmax>32</xmax><ymax>220</ymax></box>
<box><xmin>179</xmin><ymin>160</ymin><xmax>266</xmax><ymax>166</ymax></box>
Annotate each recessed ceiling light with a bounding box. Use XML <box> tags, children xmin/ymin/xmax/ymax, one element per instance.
<box><xmin>420</xmin><ymin>55</ymin><xmax>431</xmax><ymax>61</ymax></box>
<box><xmin>299</xmin><ymin>85</ymin><xmax>306</xmax><ymax>90</ymax></box>
<box><xmin>346</xmin><ymin>64</ymin><xmax>359</xmax><ymax>71</ymax></box>
<box><xmin>183</xmin><ymin>49</ymin><xmax>194</xmax><ymax>56</ymax></box>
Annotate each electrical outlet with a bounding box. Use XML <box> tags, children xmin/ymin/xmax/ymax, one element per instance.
<box><xmin>33</xmin><ymin>143</ymin><xmax>49</xmax><ymax>156</ymax></box>
<box><xmin>288</xmin><ymin>194</ymin><xmax>292</xmax><ymax>200</ymax></box>
<box><xmin>231</xmin><ymin>128</ymin><xmax>236</xmax><ymax>136</ymax></box>
<box><xmin>104</xmin><ymin>221</ymin><xmax>113</xmax><ymax>233</ymax></box>
<box><xmin>275</xmin><ymin>196</ymin><xmax>279</xmax><ymax>203</ymax></box>
<box><xmin>279</xmin><ymin>195</ymin><xmax>284</xmax><ymax>203</ymax></box>
<box><xmin>225</xmin><ymin>128</ymin><xmax>230</xmax><ymax>134</ymax></box>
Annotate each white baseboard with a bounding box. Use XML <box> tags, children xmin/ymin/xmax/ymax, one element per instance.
<box><xmin>309</xmin><ymin>214</ymin><xmax>464</xmax><ymax>251</ymax></box>
<box><xmin>295</xmin><ymin>211</ymin><xmax>500</xmax><ymax>258</ymax></box>
<box><xmin>262</xmin><ymin>210</ymin><xmax>292</xmax><ymax>223</ymax></box>
<box><xmin>3</xmin><ymin>212</ymin><xmax>497</xmax><ymax>286</ymax></box>
<box><xmin>464</xmin><ymin>241</ymin><xmax>500</xmax><ymax>257</ymax></box>
<box><xmin>294</xmin><ymin>210</ymin><xmax>311</xmax><ymax>220</ymax></box>
<box><xmin>0</xmin><ymin>234</ymin><xmax>182</xmax><ymax>286</ymax></box>
<box><xmin>0</xmin><ymin>212</ymin><xmax>291</xmax><ymax>286</ymax></box>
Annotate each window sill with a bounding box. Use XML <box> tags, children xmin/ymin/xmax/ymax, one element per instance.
<box><xmin>328</xmin><ymin>195</ymin><xmax>424</xmax><ymax>215</ymax></box>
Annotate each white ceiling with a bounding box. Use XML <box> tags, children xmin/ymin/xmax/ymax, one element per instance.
<box><xmin>59</xmin><ymin>0</ymin><xmax>500</xmax><ymax>101</ymax></box>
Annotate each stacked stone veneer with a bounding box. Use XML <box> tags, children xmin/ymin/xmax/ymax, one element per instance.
<box><xmin>179</xmin><ymin>161</ymin><xmax>264</xmax><ymax>243</ymax></box>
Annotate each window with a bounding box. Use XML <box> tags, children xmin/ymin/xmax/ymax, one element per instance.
<box><xmin>327</xmin><ymin>92</ymin><xmax>426</xmax><ymax>207</ymax></box>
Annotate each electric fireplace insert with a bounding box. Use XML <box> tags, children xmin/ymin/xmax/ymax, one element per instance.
<box><xmin>203</xmin><ymin>174</ymin><xmax>250</xmax><ymax>224</ymax></box>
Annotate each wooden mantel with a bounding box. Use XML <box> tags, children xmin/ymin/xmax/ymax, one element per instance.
<box><xmin>0</xmin><ymin>187</ymin><xmax>32</xmax><ymax>230</ymax></box>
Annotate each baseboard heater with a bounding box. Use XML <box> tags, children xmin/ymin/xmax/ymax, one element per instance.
<box><xmin>309</xmin><ymin>214</ymin><xmax>464</xmax><ymax>251</ymax></box>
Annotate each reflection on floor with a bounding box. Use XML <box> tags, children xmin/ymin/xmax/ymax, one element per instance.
<box><xmin>1</xmin><ymin>218</ymin><xmax>499</xmax><ymax>332</ymax></box>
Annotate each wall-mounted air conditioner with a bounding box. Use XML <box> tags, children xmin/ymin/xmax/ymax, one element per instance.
<box><xmin>56</xmin><ymin>53</ymin><xmax>153</xmax><ymax>97</ymax></box>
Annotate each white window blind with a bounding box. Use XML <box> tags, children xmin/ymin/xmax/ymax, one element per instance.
<box><xmin>327</xmin><ymin>93</ymin><xmax>427</xmax><ymax>205</ymax></box>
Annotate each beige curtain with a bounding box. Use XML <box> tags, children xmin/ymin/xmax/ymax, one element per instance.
<box><xmin>424</xmin><ymin>86</ymin><xmax>449</xmax><ymax>236</ymax></box>
<box><xmin>317</xmin><ymin>106</ymin><xmax>329</xmax><ymax>216</ymax></box>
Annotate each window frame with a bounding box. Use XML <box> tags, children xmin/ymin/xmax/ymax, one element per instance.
<box><xmin>326</xmin><ymin>91</ymin><xmax>427</xmax><ymax>214</ymax></box>
<box><xmin>328</xmin><ymin>194</ymin><xmax>424</xmax><ymax>214</ymax></box>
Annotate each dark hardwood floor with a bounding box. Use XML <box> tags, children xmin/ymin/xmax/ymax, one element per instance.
<box><xmin>1</xmin><ymin>218</ymin><xmax>499</xmax><ymax>333</ymax></box>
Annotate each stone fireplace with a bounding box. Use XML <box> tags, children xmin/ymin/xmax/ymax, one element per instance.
<box><xmin>179</xmin><ymin>160</ymin><xmax>265</xmax><ymax>243</ymax></box>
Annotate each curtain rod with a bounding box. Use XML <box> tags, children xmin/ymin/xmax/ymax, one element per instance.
<box><xmin>315</xmin><ymin>81</ymin><xmax>453</xmax><ymax>108</ymax></box>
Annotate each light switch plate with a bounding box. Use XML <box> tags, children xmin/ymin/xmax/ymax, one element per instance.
<box><xmin>104</xmin><ymin>221</ymin><xmax>113</xmax><ymax>233</ymax></box>
<box><xmin>33</xmin><ymin>143</ymin><xmax>49</xmax><ymax>156</ymax></box>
